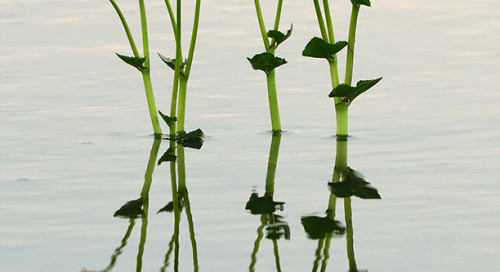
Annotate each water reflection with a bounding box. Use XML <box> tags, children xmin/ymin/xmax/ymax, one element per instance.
<box><xmin>245</xmin><ymin>132</ymin><xmax>290</xmax><ymax>272</ymax></box>
<box><xmin>301</xmin><ymin>136</ymin><xmax>380</xmax><ymax>272</ymax></box>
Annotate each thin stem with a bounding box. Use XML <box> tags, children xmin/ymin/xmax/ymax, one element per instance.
<box><xmin>141</xmin><ymin>71</ymin><xmax>163</xmax><ymax>135</ymax></box>
<box><xmin>322</xmin><ymin>0</ymin><xmax>335</xmax><ymax>44</ymax></box>
<box><xmin>164</xmin><ymin>0</ymin><xmax>177</xmax><ymax>37</ymax></box>
<box><xmin>345</xmin><ymin>197</ymin><xmax>358</xmax><ymax>271</ymax></box>
<box><xmin>184</xmin><ymin>0</ymin><xmax>202</xmax><ymax>77</ymax></box>
<box><xmin>335</xmin><ymin>103</ymin><xmax>348</xmax><ymax>136</ymax></box>
<box><xmin>177</xmin><ymin>77</ymin><xmax>188</xmax><ymax>133</ymax></box>
<box><xmin>312</xmin><ymin>0</ymin><xmax>328</xmax><ymax>41</ymax></box>
<box><xmin>254</xmin><ymin>0</ymin><xmax>271</xmax><ymax>51</ymax></box>
<box><xmin>345</xmin><ymin>4</ymin><xmax>360</xmax><ymax>86</ymax></box>
<box><xmin>138</xmin><ymin>0</ymin><xmax>150</xmax><ymax>67</ymax></box>
<box><xmin>109</xmin><ymin>0</ymin><xmax>140</xmax><ymax>57</ymax></box>
<box><xmin>266</xmin><ymin>70</ymin><xmax>282</xmax><ymax>132</ymax></box>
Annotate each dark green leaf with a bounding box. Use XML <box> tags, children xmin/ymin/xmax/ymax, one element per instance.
<box><xmin>328</xmin><ymin>167</ymin><xmax>381</xmax><ymax>199</ymax></box>
<box><xmin>116</xmin><ymin>53</ymin><xmax>146</xmax><ymax>69</ymax></box>
<box><xmin>267</xmin><ymin>24</ymin><xmax>293</xmax><ymax>47</ymax></box>
<box><xmin>157</xmin><ymin>201</ymin><xmax>183</xmax><ymax>213</ymax></box>
<box><xmin>266</xmin><ymin>216</ymin><xmax>290</xmax><ymax>240</ymax></box>
<box><xmin>158</xmin><ymin>53</ymin><xmax>185</xmax><ymax>71</ymax></box>
<box><xmin>301</xmin><ymin>215</ymin><xmax>345</xmax><ymax>239</ymax></box>
<box><xmin>176</xmin><ymin>128</ymin><xmax>204</xmax><ymax>149</ymax></box>
<box><xmin>113</xmin><ymin>199</ymin><xmax>145</xmax><ymax>219</ymax></box>
<box><xmin>302</xmin><ymin>37</ymin><xmax>348</xmax><ymax>59</ymax></box>
<box><xmin>351</xmin><ymin>0</ymin><xmax>371</xmax><ymax>6</ymax></box>
<box><xmin>245</xmin><ymin>191</ymin><xmax>285</xmax><ymax>215</ymax></box>
<box><xmin>158</xmin><ymin>148</ymin><xmax>176</xmax><ymax>165</ymax></box>
<box><xmin>158</xmin><ymin>110</ymin><xmax>177</xmax><ymax>127</ymax></box>
<box><xmin>247</xmin><ymin>52</ymin><xmax>287</xmax><ymax>73</ymax></box>
<box><xmin>329</xmin><ymin>77</ymin><xmax>382</xmax><ymax>102</ymax></box>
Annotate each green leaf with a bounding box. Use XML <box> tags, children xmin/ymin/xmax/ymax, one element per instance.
<box><xmin>157</xmin><ymin>201</ymin><xmax>183</xmax><ymax>213</ymax></box>
<box><xmin>329</xmin><ymin>77</ymin><xmax>382</xmax><ymax>102</ymax></box>
<box><xmin>158</xmin><ymin>148</ymin><xmax>176</xmax><ymax>165</ymax></box>
<box><xmin>245</xmin><ymin>191</ymin><xmax>285</xmax><ymax>215</ymax></box>
<box><xmin>267</xmin><ymin>24</ymin><xmax>293</xmax><ymax>47</ymax></box>
<box><xmin>302</xmin><ymin>37</ymin><xmax>348</xmax><ymax>59</ymax></box>
<box><xmin>116</xmin><ymin>53</ymin><xmax>146</xmax><ymax>69</ymax></box>
<box><xmin>351</xmin><ymin>0</ymin><xmax>371</xmax><ymax>6</ymax></box>
<box><xmin>158</xmin><ymin>110</ymin><xmax>177</xmax><ymax>127</ymax></box>
<box><xmin>247</xmin><ymin>52</ymin><xmax>287</xmax><ymax>73</ymax></box>
<box><xmin>328</xmin><ymin>167</ymin><xmax>381</xmax><ymax>199</ymax></box>
<box><xmin>158</xmin><ymin>53</ymin><xmax>186</xmax><ymax>71</ymax></box>
<box><xmin>301</xmin><ymin>215</ymin><xmax>345</xmax><ymax>239</ymax></box>
<box><xmin>175</xmin><ymin>128</ymin><xmax>204</xmax><ymax>149</ymax></box>
<box><xmin>113</xmin><ymin>199</ymin><xmax>145</xmax><ymax>219</ymax></box>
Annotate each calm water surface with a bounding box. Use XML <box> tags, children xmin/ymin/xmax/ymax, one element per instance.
<box><xmin>1</xmin><ymin>0</ymin><xmax>499</xmax><ymax>271</ymax></box>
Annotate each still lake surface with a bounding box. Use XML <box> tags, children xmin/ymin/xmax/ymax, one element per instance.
<box><xmin>1</xmin><ymin>0</ymin><xmax>499</xmax><ymax>271</ymax></box>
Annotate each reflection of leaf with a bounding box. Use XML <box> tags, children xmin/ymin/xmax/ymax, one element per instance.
<box><xmin>329</xmin><ymin>77</ymin><xmax>382</xmax><ymax>102</ymax></box>
<box><xmin>267</xmin><ymin>24</ymin><xmax>293</xmax><ymax>47</ymax></box>
<box><xmin>301</xmin><ymin>215</ymin><xmax>345</xmax><ymax>239</ymax></box>
<box><xmin>158</xmin><ymin>111</ymin><xmax>177</xmax><ymax>127</ymax></box>
<box><xmin>176</xmin><ymin>128</ymin><xmax>204</xmax><ymax>149</ymax></box>
<box><xmin>116</xmin><ymin>53</ymin><xmax>146</xmax><ymax>69</ymax></box>
<box><xmin>328</xmin><ymin>167</ymin><xmax>381</xmax><ymax>199</ymax></box>
<box><xmin>351</xmin><ymin>0</ymin><xmax>371</xmax><ymax>6</ymax></box>
<box><xmin>247</xmin><ymin>52</ymin><xmax>287</xmax><ymax>72</ymax></box>
<box><xmin>113</xmin><ymin>199</ymin><xmax>145</xmax><ymax>219</ymax></box>
<box><xmin>157</xmin><ymin>201</ymin><xmax>183</xmax><ymax>213</ymax></box>
<box><xmin>158</xmin><ymin>148</ymin><xmax>176</xmax><ymax>165</ymax></box>
<box><xmin>266</xmin><ymin>215</ymin><xmax>290</xmax><ymax>240</ymax></box>
<box><xmin>302</xmin><ymin>37</ymin><xmax>348</xmax><ymax>59</ymax></box>
<box><xmin>245</xmin><ymin>191</ymin><xmax>285</xmax><ymax>215</ymax></box>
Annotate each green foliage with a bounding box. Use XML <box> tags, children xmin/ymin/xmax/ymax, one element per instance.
<box><xmin>113</xmin><ymin>199</ymin><xmax>145</xmax><ymax>219</ymax></box>
<box><xmin>247</xmin><ymin>52</ymin><xmax>287</xmax><ymax>73</ymax></box>
<box><xmin>351</xmin><ymin>0</ymin><xmax>371</xmax><ymax>7</ymax></box>
<box><xmin>329</xmin><ymin>77</ymin><xmax>382</xmax><ymax>102</ymax></box>
<box><xmin>267</xmin><ymin>24</ymin><xmax>293</xmax><ymax>48</ymax></box>
<box><xmin>157</xmin><ymin>201</ymin><xmax>183</xmax><ymax>213</ymax></box>
<box><xmin>158</xmin><ymin>110</ymin><xmax>177</xmax><ymax>127</ymax></box>
<box><xmin>302</xmin><ymin>37</ymin><xmax>348</xmax><ymax>59</ymax></box>
<box><xmin>245</xmin><ymin>191</ymin><xmax>285</xmax><ymax>215</ymax></box>
<box><xmin>158</xmin><ymin>53</ymin><xmax>186</xmax><ymax>71</ymax></box>
<box><xmin>173</xmin><ymin>128</ymin><xmax>204</xmax><ymax>149</ymax></box>
<box><xmin>328</xmin><ymin>167</ymin><xmax>381</xmax><ymax>199</ymax></box>
<box><xmin>115</xmin><ymin>53</ymin><xmax>147</xmax><ymax>69</ymax></box>
<box><xmin>301</xmin><ymin>215</ymin><xmax>346</xmax><ymax>239</ymax></box>
<box><xmin>158</xmin><ymin>147</ymin><xmax>176</xmax><ymax>165</ymax></box>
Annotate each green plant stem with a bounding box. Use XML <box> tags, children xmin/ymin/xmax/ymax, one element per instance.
<box><xmin>176</xmin><ymin>77</ymin><xmax>188</xmax><ymax>133</ymax></box>
<box><xmin>265</xmin><ymin>133</ymin><xmax>281</xmax><ymax>197</ymax></box>
<box><xmin>312</xmin><ymin>0</ymin><xmax>328</xmax><ymax>41</ymax></box>
<box><xmin>184</xmin><ymin>0</ymin><xmax>202</xmax><ymax>77</ymax></box>
<box><xmin>345</xmin><ymin>4</ymin><xmax>360</xmax><ymax>86</ymax></box>
<box><xmin>322</xmin><ymin>0</ymin><xmax>335</xmax><ymax>44</ymax></box>
<box><xmin>344</xmin><ymin>197</ymin><xmax>358</xmax><ymax>271</ymax></box>
<box><xmin>254</xmin><ymin>0</ymin><xmax>271</xmax><ymax>50</ymax></box>
<box><xmin>335</xmin><ymin>102</ymin><xmax>348</xmax><ymax>136</ymax></box>
<box><xmin>164</xmin><ymin>0</ymin><xmax>177</xmax><ymax>37</ymax></box>
<box><xmin>109</xmin><ymin>0</ymin><xmax>140</xmax><ymax>57</ymax></box>
<box><xmin>266</xmin><ymin>71</ymin><xmax>282</xmax><ymax>132</ymax></box>
<box><xmin>272</xmin><ymin>0</ymin><xmax>284</xmax><ymax>33</ymax></box>
<box><xmin>141</xmin><ymin>71</ymin><xmax>163</xmax><ymax>135</ymax></box>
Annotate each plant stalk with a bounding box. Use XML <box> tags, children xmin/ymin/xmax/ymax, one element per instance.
<box><xmin>345</xmin><ymin>4</ymin><xmax>360</xmax><ymax>86</ymax></box>
<box><xmin>266</xmin><ymin>71</ymin><xmax>282</xmax><ymax>132</ymax></box>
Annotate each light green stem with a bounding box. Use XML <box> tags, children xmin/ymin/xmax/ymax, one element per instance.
<box><xmin>109</xmin><ymin>0</ymin><xmax>140</xmax><ymax>57</ymax></box>
<box><xmin>254</xmin><ymin>0</ymin><xmax>271</xmax><ymax>50</ymax></box>
<box><xmin>266</xmin><ymin>70</ymin><xmax>282</xmax><ymax>132</ymax></box>
<box><xmin>345</xmin><ymin>4</ymin><xmax>360</xmax><ymax>86</ymax></box>
<box><xmin>322</xmin><ymin>0</ymin><xmax>335</xmax><ymax>44</ymax></box>
<box><xmin>184</xmin><ymin>0</ymin><xmax>202</xmax><ymax>77</ymax></box>
<box><xmin>335</xmin><ymin>103</ymin><xmax>348</xmax><ymax>136</ymax></box>
<box><xmin>141</xmin><ymin>71</ymin><xmax>163</xmax><ymax>135</ymax></box>
<box><xmin>265</xmin><ymin>133</ymin><xmax>282</xmax><ymax>197</ymax></box>
<box><xmin>177</xmin><ymin>77</ymin><xmax>188</xmax><ymax>133</ymax></box>
<box><xmin>344</xmin><ymin>197</ymin><xmax>358</xmax><ymax>271</ymax></box>
<box><xmin>312</xmin><ymin>0</ymin><xmax>328</xmax><ymax>41</ymax></box>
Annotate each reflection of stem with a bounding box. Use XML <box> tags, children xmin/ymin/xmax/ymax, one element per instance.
<box><xmin>320</xmin><ymin>233</ymin><xmax>332</xmax><ymax>272</ymax></box>
<box><xmin>312</xmin><ymin>238</ymin><xmax>325</xmax><ymax>272</ymax></box>
<box><xmin>272</xmin><ymin>239</ymin><xmax>282</xmax><ymax>272</ymax></box>
<box><xmin>344</xmin><ymin>197</ymin><xmax>357</xmax><ymax>271</ymax></box>
<box><xmin>265</xmin><ymin>133</ymin><xmax>282</xmax><ymax>197</ymax></box>
<box><xmin>160</xmin><ymin>233</ymin><xmax>175</xmax><ymax>272</ymax></box>
<box><xmin>249</xmin><ymin>214</ymin><xmax>267</xmax><ymax>272</ymax></box>
<box><xmin>102</xmin><ymin>219</ymin><xmax>136</xmax><ymax>272</ymax></box>
<box><xmin>137</xmin><ymin>138</ymin><xmax>162</xmax><ymax>272</ymax></box>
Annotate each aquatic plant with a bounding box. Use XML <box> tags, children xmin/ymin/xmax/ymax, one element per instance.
<box><xmin>248</xmin><ymin>0</ymin><xmax>292</xmax><ymax>132</ymax></box>
<box><xmin>303</xmin><ymin>0</ymin><xmax>382</xmax><ymax>136</ymax></box>
<box><xmin>108</xmin><ymin>0</ymin><xmax>163</xmax><ymax>135</ymax></box>
<box><xmin>159</xmin><ymin>0</ymin><xmax>202</xmax><ymax>136</ymax></box>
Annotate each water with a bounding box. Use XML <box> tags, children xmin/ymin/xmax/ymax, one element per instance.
<box><xmin>1</xmin><ymin>0</ymin><xmax>499</xmax><ymax>271</ymax></box>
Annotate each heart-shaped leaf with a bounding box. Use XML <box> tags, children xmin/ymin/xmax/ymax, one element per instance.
<box><xmin>302</xmin><ymin>37</ymin><xmax>348</xmax><ymax>59</ymax></box>
<box><xmin>328</xmin><ymin>167</ymin><xmax>381</xmax><ymax>199</ymax></box>
<box><xmin>329</xmin><ymin>77</ymin><xmax>382</xmax><ymax>102</ymax></box>
<box><xmin>267</xmin><ymin>24</ymin><xmax>293</xmax><ymax>47</ymax></box>
<box><xmin>247</xmin><ymin>52</ymin><xmax>287</xmax><ymax>73</ymax></box>
<box><xmin>158</xmin><ymin>53</ymin><xmax>186</xmax><ymax>71</ymax></box>
<box><xmin>116</xmin><ymin>53</ymin><xmax>146</xmax><ymax>69</ymax></box>
<box><xmin>351</xmin><ymin>0</ymin><xmax>371</xmax><ymax>6</ymax></box>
